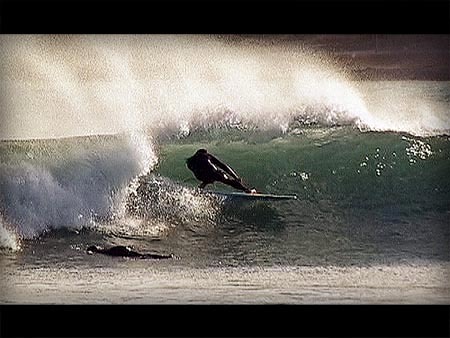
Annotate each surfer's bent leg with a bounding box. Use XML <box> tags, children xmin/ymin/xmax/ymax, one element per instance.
<box><xmin>217</xmin><ymin>174</ymin><xmax>251</xmax><ymax>193</ymax></box>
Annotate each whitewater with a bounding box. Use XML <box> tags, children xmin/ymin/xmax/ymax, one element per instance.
<box><xmin>0</xmin><ymin>35</ymin><xmax>448</xmax><ymax>304</ymax></box>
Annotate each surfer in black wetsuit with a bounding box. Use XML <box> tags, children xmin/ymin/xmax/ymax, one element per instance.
<box><xmin>86</xmin><ymin>245</ymin><xmax>175</xmax><ymax>259</ymax></box>
<box><xmin>186</xmin><ymin>149</ymin><xmax>256</xmax><ymax>193</ymax></box>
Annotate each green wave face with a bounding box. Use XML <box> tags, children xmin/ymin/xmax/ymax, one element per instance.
<box><xmin>156</xmin><ymin>127</ymin><xmax>450</xmax><ymax>214</ymax></box>
<box><xmin>1</xmin><ymin>127</ymin><xmax>449</xmax><ymax>265</ymax></box>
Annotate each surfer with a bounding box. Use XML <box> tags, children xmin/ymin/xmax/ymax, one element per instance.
<box><xmin>186</xmin><ymin>149</ymin><xmax>256</xmax><ymax>193</ymax></box>
<box><xmin>86</xmin><ymin>245</ymin><xmax>175</xmax><ymax>259</ymax></box>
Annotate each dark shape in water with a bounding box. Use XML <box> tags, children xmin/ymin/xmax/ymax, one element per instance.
<box><xmin>186</xmin><ymin>148</ymin><xmax>255</xmax><ymax>193</ymax></box>
<box><xmin>86</xmin><ymin>245</ymin><xmax>175</xmax><ymax>259</ymax></box>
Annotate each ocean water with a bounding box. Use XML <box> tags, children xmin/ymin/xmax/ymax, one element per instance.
<box><xmin>0</xmin><ymin>35</ymin><xmax>449</xmax><ymax>303</ymax></box>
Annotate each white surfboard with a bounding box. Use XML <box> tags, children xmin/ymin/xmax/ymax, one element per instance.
<box><xmin>204</xmin><ymin>190</ymin><xmax>297</xmax><ymax>201</ymax></box>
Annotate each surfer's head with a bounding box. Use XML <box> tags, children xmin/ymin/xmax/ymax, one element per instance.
<box><xmin>196</xmin><ymin>149</ymin><xmax>208</xmax><ymax>155</ymax></box>
<box><xmin>187</xmin><ymin>149</ymin><xmax>207</xmax><ymax>163</ymax></box>
<box><xmin>87</xmin><ymin>245</ymin><xmax>102</xmax><ymax>254</ymax></box>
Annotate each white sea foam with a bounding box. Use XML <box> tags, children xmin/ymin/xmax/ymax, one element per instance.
<box><xmin>0</xmin><ymin>141</ymin><xmax>143</xmax><ymax>239</ymax></box>
<box><xmin>0</xmin><ymin>215</ymin><xmax>20</xmax><ymax>251</ymax></box>
<box><xmin>0</xmin><ymin>138</ymin><xmax>220</xmax><ymax>241</ymax></box>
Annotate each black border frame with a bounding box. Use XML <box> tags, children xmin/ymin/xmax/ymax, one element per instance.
<box><xmin>0</xmin><ymin>1</ymin><xmax>449</xmax><ymax>337</ymax></box>
<box><xmin>1</xmin><ymin>304</ymin><xmax>449</xmax><ymax>337</ymax></box>
<box><xmin>0</xmin><ymin>0</ymin><xmax>449</xmax><ymax>34</ymax></box>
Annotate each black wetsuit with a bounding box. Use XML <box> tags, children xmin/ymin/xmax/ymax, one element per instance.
<box><xmin>186</xmin><ymin>149</ymin><xmax>251</xmax><ymax>192</ymax></box>
<box><xmin>87</xmin><ymin>245</ymin><xmax>174</xmax><ymax>259</ymax></box>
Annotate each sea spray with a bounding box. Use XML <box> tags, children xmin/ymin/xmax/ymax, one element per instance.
<box><xmin>355</xmin><ymin>81</ymin><xmax>450</xmax><ymax>136</ymax></box>
<box><xmin>95</xmin><ymin>47</ymin><xmax>160</xmax><ymax>220</ymax></box>
<box><xmin>2</xmin><ymin>35</ymin><xmax>447</xmax><ymax>141</ymax></box>
<box><xmin>0</xmin><ymin>214</ymin><xmax>20</xmax><ymax>251</ymax></box>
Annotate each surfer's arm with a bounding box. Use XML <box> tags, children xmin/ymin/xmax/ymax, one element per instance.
<box><xmin>209</xmin><ymin>155</ymin><xmax>240</xmax><ymax>181</ymax></box>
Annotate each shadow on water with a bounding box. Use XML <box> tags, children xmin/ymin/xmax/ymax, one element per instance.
<box><xmin>220</xmin><ymin>200</ymin><xmax>285</xmax><ymax>230</ymax></box>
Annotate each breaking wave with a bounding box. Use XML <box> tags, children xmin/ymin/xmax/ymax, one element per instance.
<box><xmin>0</xmin><ymin>35</ymin><xmax>448</xmax><ymax>248</ymax></box>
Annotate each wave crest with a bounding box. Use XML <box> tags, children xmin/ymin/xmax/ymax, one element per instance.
<box><xmin>0</xmin><ymin>139</ymin><xmax>143</xmax><ymax>239</ymax></box>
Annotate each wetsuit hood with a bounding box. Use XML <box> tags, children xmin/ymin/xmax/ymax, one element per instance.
<box><xmin>196</xmin><ymin>149</ymin><xmax>208</xmax><ymax>155</ymax></box>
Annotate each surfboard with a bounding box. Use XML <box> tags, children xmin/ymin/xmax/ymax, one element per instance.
<box><xmin>204</xmin><ymin>190</ymin><xmax>297</xmax><ymax>201</ymax></box>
